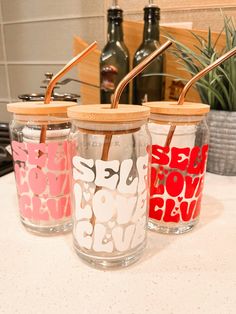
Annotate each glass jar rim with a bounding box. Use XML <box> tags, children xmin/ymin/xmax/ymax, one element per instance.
<box><xmin>12</xmin><ymin>113</ymin><xmax>70</xmax><ymax>124</ymax></box>
<box><xmin>72</xmin><ymin>119</ymin><xmax>147</xmax><ymax>133</ymax></box>
<box><xmin>149</xmin><ymin>113</ymin><xmax>205</xmax><ymax>125</ymax></box>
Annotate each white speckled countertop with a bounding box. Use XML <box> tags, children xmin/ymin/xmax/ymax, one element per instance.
<box><xmin>0</xmin><ymin>172</ymin><xmax>235</xmax><ymax>314</ymax></box>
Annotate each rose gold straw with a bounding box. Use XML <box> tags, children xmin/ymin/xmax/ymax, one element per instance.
<box><xmin>39</xmin><ymin>41</ymin><xmax>98</xmax><ymax>145</ymax></box>
<box><xmin>100</xmin><ymin>40</ymin><xmax>172</xmax><ymax>168</ymax></box>
<box><xmin>44</xmin><ymin>41</ymin><xmax>97</xmax><ymax>104</ymax></box>
<box><xmin>89</xmin><ymin>41</ymin><xmax>173</xmax><ymax>226</ymax></box>
<box><xmin>178</xmin><ymin>46</ymin><xmax>236</xmax><ymax>105</ymax></box>
<box><xmin>100</xmin><ymin>40</ymin><xmax>172</xmax><ymax>160</ymax></box>
<box><xmin>154</xmin><ymin>46</ymin><xmax>236</xmax><ymax>187</ymax></box>
<box><xmin>111</xmin><ymin>40</ymin><xmax>172</xmax><ymax>109</ymax></box>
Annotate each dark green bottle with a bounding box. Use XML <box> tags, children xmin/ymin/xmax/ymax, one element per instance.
<box><xmin>132</xmin><ymin>1</ymin><xmax>163</xmax><ymax>105</ymax></box>
<box><xmin>100</xmin><ymin>1</ymin><xmax>130</xmax><ymax>104</ymax></box>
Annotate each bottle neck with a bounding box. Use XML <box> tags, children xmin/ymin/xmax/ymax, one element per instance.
<box><xmin>143</xmin><ymin>6</ymin><xmax>160</xmax><ymax>42</ymax></box>
<box><xmin>143</xmin><ymin>17</ymin><xmax>159</xmax><ymax>42</ymax></box>
<box><xmin>107</xmin><ymin>20</ymin><xmax>124</xmax><ymax>42</ymax></box>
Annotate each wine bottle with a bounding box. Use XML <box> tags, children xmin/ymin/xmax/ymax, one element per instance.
<box><xmin>100</xmin><ymin>0</ymin><xmax>130</xmax><ymax>104</ymax></box>
<box><xmin>132</xmin><ymin>0</ymin><xmax>164</xmax><ymax>105</ymax></box>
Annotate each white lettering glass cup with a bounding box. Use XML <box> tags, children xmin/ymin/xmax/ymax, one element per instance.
<box><xmin>68</xmin><ymin>104</ymin><xmax>151</xmax><ymax>269</ymax></box>
<box><xmin>7</xmin><ymin>101</ymin><xmax>77</xmax><ymax>235</ymax></box>
<box><xmin>145</xmin><ymin>101</ymin><xmax>210</xmax><ymax>234</ymax></box>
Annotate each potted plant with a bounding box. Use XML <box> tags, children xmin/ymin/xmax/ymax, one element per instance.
<box><xmin>169</xmin><ymin>15</ymin><xmax>236</xmax><ymax>176</ymax></box>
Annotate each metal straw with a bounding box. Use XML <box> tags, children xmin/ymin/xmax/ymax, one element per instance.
<box><xmin>178</xmin><ymin>46</ymin><xmax>236</xmax><ymax>105</ymax></box>
<box><xmin>111</xmin><ymin>40</ymin><xmax>172</xmax><ymax>108</ymax></box>
<box><xmin>89</xmin><ymin>41</ymin><xmax>173</xmax><ymax>226</ymax></box>
<box><xmin>101</xmin><ymin>41</ymin><xmax>172</xmax><ymax>170</ymax></box>
<box><xmin>154</xmin><ymin>46</ymin><xmax>236</xmax><ymax>187</ymax></box>
<box><xmin>39</xmin><ymin>42</ymin><xmax>97</xmax><ymax>147</ymax></box>
<box><xmin>44</xmin><ymin>41</ymin><xmax>97</xmax><ymax>104</ymax></box>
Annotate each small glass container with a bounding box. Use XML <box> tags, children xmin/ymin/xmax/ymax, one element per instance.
<box><xmin>145</xmin><ymin>101</ymin><xmax>210</xmax><ymax>234</ymax></box>
<box><xmin>68</xmin><ymin>104</ymin><xmax>151</xmax><ymax>268</ymax></box>
<box><xmin>7</xmin><ymin>101</ymin><xmax>77</xmax><ymax>235</ymax></box>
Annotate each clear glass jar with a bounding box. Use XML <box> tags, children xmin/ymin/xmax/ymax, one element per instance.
<box><xmin>8</xmin><ymin>101</ymin><xmax>76</xmax><ymax>235</ymax></box>
<box><xmin>145</xmin><ymin>102</ymin><xmax>210</xmax><ymax>234</ymax></box>
<box><xmin>68</xmin><ymin>104</ymin><xmax>151</xmax><ymax>268</ymax></box>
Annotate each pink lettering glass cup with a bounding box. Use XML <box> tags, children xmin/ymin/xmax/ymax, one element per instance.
<box><xmin>67</xmin><ymin>104</ymin><xmax>151</xmax><ymax>268</ymax></box>
<box><xmin>144</xmin><ymin>101</ymin><xmax>210</xmax><ymax>234</ymax></box>
<box><xmin>7</xmin><ymin>101</ymin><xmax>77</xmax><ymax>235</ymax></box>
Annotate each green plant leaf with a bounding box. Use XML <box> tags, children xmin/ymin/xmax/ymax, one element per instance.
<box><xmin>196</xmin><ymin>81</ymin><xmax>228</xmax><ymax>110</ymax></box>
<box><xmin>217</xmin><ymin>65</ymin><xmax>236</xmax><ymax>109</ymax></box>
<box><xmin>190</xmin><ymin>31</ymin><xmax>206</xmax><ymax>46</ymax></box>
<box><xmin>166</xmin><ymin>15</ymin><xmax>236</xmax><ymax>111</ymax></box>
<box><xmin>214</xmin><ymin>75</ymin><xmax>231</xmax><ymax>110</ymax></box>
<box><xmin>213</xmin><ymin>25</ymin><xmax>225</xmax><ymax>49</ymax></box>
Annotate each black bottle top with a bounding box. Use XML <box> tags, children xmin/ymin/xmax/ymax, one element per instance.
<box><xmin>107</xmin><ymin>8</ymin><xmax>123</xmax><ymax>21</ymax></box>
<box><xmin>144</xmin><ymin>5</ymin><xmax>160</xmax><ymax>21</ymax></box>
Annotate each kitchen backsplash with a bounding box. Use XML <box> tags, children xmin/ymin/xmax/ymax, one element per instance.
<box><xmin>0</xmin><ymin>0</ymin><xmax>235</xmax><ymax>121</ymax></box>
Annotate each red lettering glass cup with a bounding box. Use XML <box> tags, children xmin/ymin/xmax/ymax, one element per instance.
<box><xmin>68</xmin><ymin>104</ymin><xmax>151</xmax><ymax>268</ymax></box>
<box><xmin>7</xmin><ymin>101</ymin><xmax>77</xmax><ymax>235</ymax></box>
<box><xmin>144</xmin><ymin>102</ymin><xmax>210</xmax><ymax>234</ymax></box>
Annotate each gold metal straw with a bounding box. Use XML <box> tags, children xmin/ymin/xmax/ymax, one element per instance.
<box><xmin>154</xmin><ymin>46</ymin><xmax>236</xmax><ymax>187</ymax></box>
<box><xmin>39</xmin><ymin>41</ymin><xmax>97</xmax><ymax>146</ymax></box>
<box><xmin>178</xmin><ymin>46</ymin><xmax>236</xmax><ymax>105</ymax></box>
<box><xmin>44</xmin><ymin>41</ymin><xmax>97</xmax><ymax>104</ymax></box>
<box><xmin>99</xmin><ymin>40</ymin><xmax>172</xmax><ymax>166</ymax></box>
<box><xmin>100</xmin><ymin>40</ymin><xmax>172</xmax><ymax>169</ymax></box>
<box><xmin>111</xmin><ymin>40</ymin><xmax>172</xmax><ymax>109</ymax></box>
<box><xmin>100</xmin><ymin>40</ymin><xmax>172</xmax><ymax>168</ymax></box>
<box><xmin>89</xmin><ymin>41</ymin><xmax>173</xmax><ymax>226</ymax></box>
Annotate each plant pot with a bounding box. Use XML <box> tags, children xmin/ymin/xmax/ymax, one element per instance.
<box><xmin>207</xmin><ymin>110</ymin><xmax>236</xmax><ymax>176</ymax></box>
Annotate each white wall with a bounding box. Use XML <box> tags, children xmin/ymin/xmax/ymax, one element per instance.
<box><xmin>0</xmin><ymin>0</ymin><xmax>106</xmax><ymax>122</ymax></box>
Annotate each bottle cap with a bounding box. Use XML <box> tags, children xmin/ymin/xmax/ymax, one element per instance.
<box><xmin>144</xmin><ymin>1</ymin><xmax>160</xmax><ymax>20</ymax></box>
<box><xmin>108</xmin><ymin>8</ymin><xmax>123</xmax><ymax>21</ymax></box>
<box><xmin>110</xmin><ymin>0</ymin><xmax>120</xmax><ymax>9</ymax></box>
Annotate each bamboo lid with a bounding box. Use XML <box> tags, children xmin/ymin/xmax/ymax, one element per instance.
<box><xmin>144</xmin><ymin>101</ymin><xmax>210</xmax><ymax>116</ymax></box>
<box><xmin>7</xmin><ymin>101</ymin><xmax>77</xmax><ymax>115</ymax></box>
<box><xmin>67</xmin><ymin>104</ymin><xmax>150</xmax><ymax>123</ymax></box>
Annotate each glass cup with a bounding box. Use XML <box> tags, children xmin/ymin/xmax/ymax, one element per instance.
<box><xmin>7</xmin><ymin>101</ymin><xmax>77</xmax><ymax>235</ymax></box>
<box><xmin>68</xmin><ymin>104</ymin><xmax>151</xmax><ymax>268</ymax></box>
<box><xmin>145</xmin><ymin>101</ymin><xmax>210</xmax><ymax>234</ymax></box>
